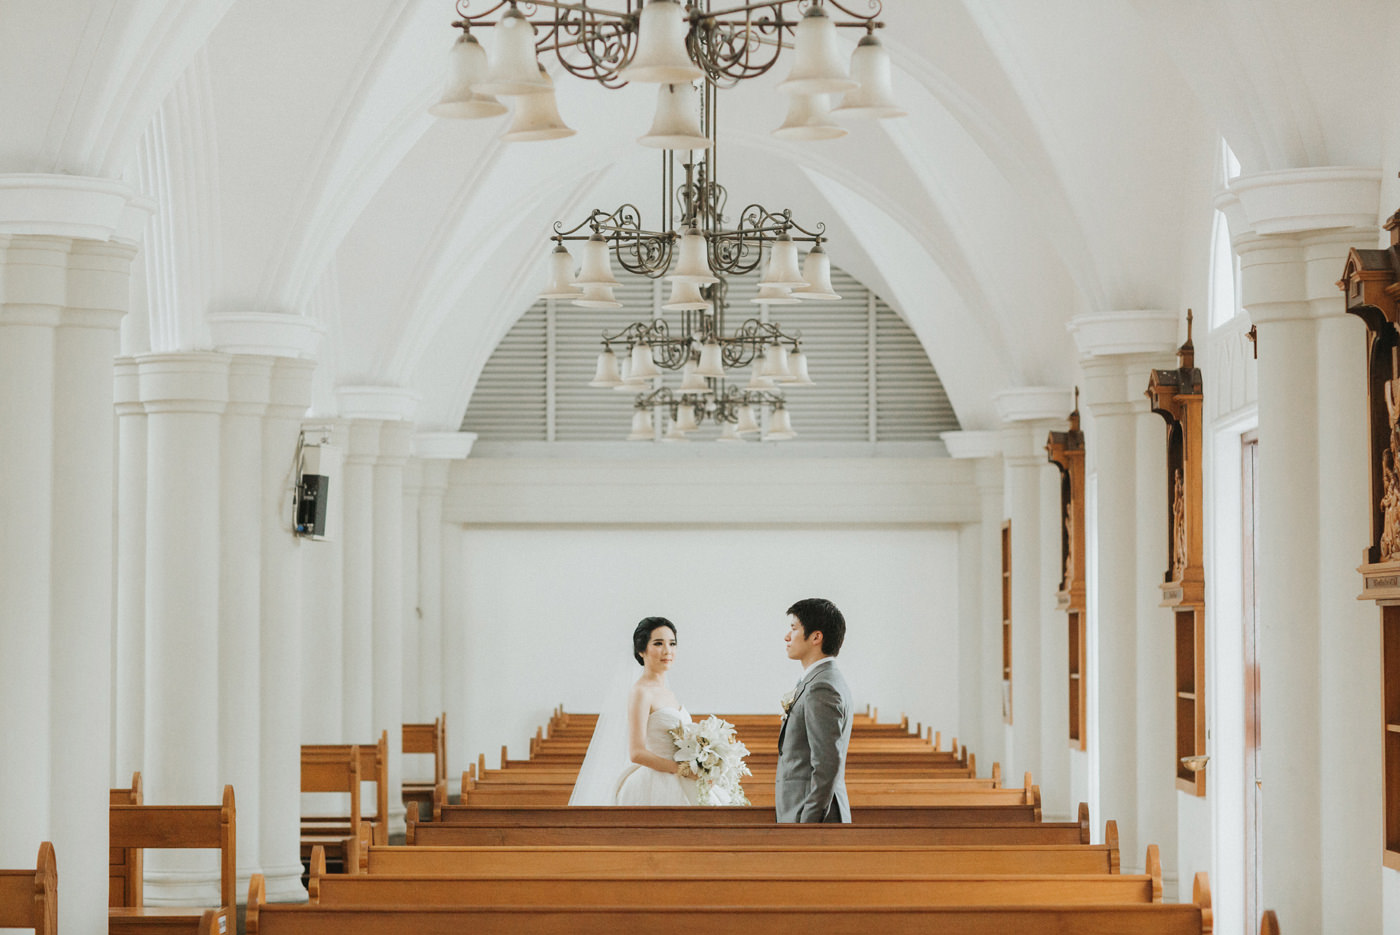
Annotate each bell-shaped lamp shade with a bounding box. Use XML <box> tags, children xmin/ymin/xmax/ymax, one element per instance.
<box><xmin>765</xmin><ymin>406</ymin><xmax>796</xmax><ymax>440</ymax></box>
<box><xmin>619</xmin><ymin>0</ymin><xmax>704</xmax><ymax>84</ymax></box>
<box><xmin>662</xmin><ymin>279</ymin><xmax>710</xmax><ymax>311</ymax></box>
<box><xmin>573</xmin><ymin>283</ymin><xmax>623</xmax><ymax>309</ymax></box>
<box><xmin>735</xmin><ymin>404</ymin><xmax>761</xmax><ymax>434</ymax></box>
<box><xmin>695</xmin><ymin>339</ymin><xmax>725</xmax><ymax>378</ymax></box>
<box><xmin>773</xmin><ymin>93</ymin><xmax>846</xmax><ymax>141</ymax></box>
<box><xmin>675</xmin><ymin>405</ymin><xmax>700</xmax><ymax>432</ymax></box>
<box><xmin>786</xmin><ymin>348</ymin><xmax>814</xmax><ymax>385</ymax></box>
<box><xmin>500</xmin><ymin>68</ymin><xmax>576</xmax><ymax>141</ymax></box>
<box><xmin>778</xmin><ymin>6</ymin><xmax>858</xmax><ymax>96</ymax></box>
<box><xmin>760</xmin><ymin>342</ymin><xmax>794</xmax><ymax>381</ymax></box>
<box><xmin>662</xmin><ymin>419</ymin><xmax>690</xmax><ymax>442</ymax></box>
<box><xmin>478</xmin><ymin>7</ymin><xmax>551</xmax><ymax>96</ymax></box>
<box><xmin>639</xmin><ymin>83</ymin><xmax>712</xmax><ymax>150</ymax></box>
<box><xmin>833</xmin><ymin>33</ymin><xmax>907</xmax><ymax>119</ymax></box>
<box><xmin>540</xmin><ymin>243</ymin><xmax>581</xmax><ymax>299</ymax></box>
<box><xmin>430</xmin><ymin>32</ymin><xmax>509</xmax><ymax>119</ymax></box>
<box><xmin>751</xmin><ymin>283</ymin><xmax>800</xmax><ymax>305</ymax></box>
<box><xmin>627</xmin><ymin>408</ymin><xmax>655</xmax><ymax>440</ymax></box>
<box><xmin>576</xmin><ymin>233</ymin><xmax>621</xmax><ymax>286</ymax></box>
<box><xmin>631</xmin><ymin>342</ymin><xmax>663</xmax><ymax>380</ymax></box>
<box><xmin>677</xmin><ymin>360</ymin><xmax>711</xmax><ymax>394</ymax></box>
<box><xmin>745</xmin><ymin>368</ymin><xmax>778</xmax><ymax>393</ymax></box>
<box><xmin>717</xmin><ymin>420</ymin><xmax>743</xmax><ymax>442</ymax></box>
<box><xmin>758</xmin><ymin>234</ymin><xmax>807</xmax><ymax>288</ymax></box>
<box><xmin>667</xmin><ymin>227</ymin><xmax>719</xmax><ymax>284</ymax></box>
<box><xmin>792</xmin><ymin>243</ymin><xmax>841</xmax><ymax>300</ymax></box>
<box><xmin>589</xmin><ymin>349</ymin><xmax>624</xmax><ymax>387</ymax></box>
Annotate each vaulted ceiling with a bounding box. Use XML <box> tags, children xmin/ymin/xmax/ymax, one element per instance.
<box><xmin>3</xmin><ymin>0</ymin><xmax>1396</xmax><ymax>430</ymax></box>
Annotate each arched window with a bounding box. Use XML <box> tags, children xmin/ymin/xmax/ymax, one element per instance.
<box><xmin>1209</xmin><ymin>141</ymin><xmax>1243</xmax><ymax>330</ymax></box>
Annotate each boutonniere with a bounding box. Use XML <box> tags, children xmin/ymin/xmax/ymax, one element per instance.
<box><xmin>780</xmin><ymin>689</ymin><xmax>797</xmax><ymax>721</ymax></box>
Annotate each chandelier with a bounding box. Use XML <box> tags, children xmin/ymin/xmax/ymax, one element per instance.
<box><xmin>430</xmin><ymin>0</ymin><xmax>904</xmax><ymax>143</ymax></box>
<box><xmin>539</xmin><ymin>84</ymin><xmax>838</xmax><ymax>441</ymax></box>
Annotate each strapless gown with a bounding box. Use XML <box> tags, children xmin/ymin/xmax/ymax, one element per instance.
<box><xmin>614</xmin><ymin>706</ymin><xmax>700</xmax><ymax>806</ymax></box>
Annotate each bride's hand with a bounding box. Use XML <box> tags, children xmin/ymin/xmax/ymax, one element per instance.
<box><xmin>676</xmin><ymin>761</ymin><xmax>696</xmax><ymax>780</ymax></box>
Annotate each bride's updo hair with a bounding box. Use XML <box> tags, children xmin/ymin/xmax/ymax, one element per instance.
<box><xmin>633</xmin><ymin>616</ymin><xmax>677</xmax><ymax>665</ymax></box>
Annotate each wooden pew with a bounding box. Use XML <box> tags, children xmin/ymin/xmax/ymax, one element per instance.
<box><xmin>0</xmin><ymin>842</ymin><xmax>56</xmax><ymax>935</ymax></box>
<box><xmin>247</xmin><ymin>870</ymin><xmax>1220</xmax><ymax>935</ymax></box>
<box><xmin>109</xmin><ymin>772</ymin><xmax>143</xmax><ymax>907</ymax></box>
<box><xmin>403</xmin><ymin>713</ymin><xmax>447</xmax><ymax>821</ymax></box>
<box><xmin>109</xmin><ymin>785</ymin><xmax>236</xmax><ymax>935</ymax></box>
<box><xmin>437</xmin><ymin>800</ymin><xmax>1051</xmax><ymax>827</ymax></box>
<box><xmin>311</xmin><ymin>842</ymin><xmax>1159</xmax><ymax>906</ymax></box>
<box><xmin>300</xmin><ymin>745</ymin><xmax>361</xmax><ymax>875</ymax></box>
<box><xmin>407</xmin><ymin>808</ymin><xmax>1109</xmax><ymax>854</ymax></box>
<box><xmin>302</xmin><ymin>731</ymin><xmax>389</xmax><ymax>835</ymax></box>
<box><xmin>459</xmin><ymin>772</ymin><xmax>1039</xmax><ymax>810</ymax></box>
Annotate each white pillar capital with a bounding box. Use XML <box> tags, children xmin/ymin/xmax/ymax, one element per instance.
<box><xmin>209</xmin><ymin>312</ymin><xmax>323</xmax><ymax>360</ymax></box>
<box><xmin>941</xmin><ymin>430</ymin><xmax>1002</xmax><ymax>461</ymax></box>
<box><xmin>114</xmin><ymin>357</ymin><xmax>143</xmax><ymax>416</ymax></box>
<box><xmin>1215</xmin><ymin>166</ymin><xmax>1382</xmax><ymax>238</ymax></box>
<box><xmin>413</xmin><ymin>431</ymin><xmax>477</xmax><ymax>461</ymax></box>
<box><xmin>994</xmin><ymin>386</ymin><xmax>1074</xmax><ymax>424</ymax></box>
<box><xmin>378</xmin><ymin>420</ymin><xmax>413</xmax><ymax>466</ymax></box>
<box><xmin>1068</xmin><ymin>310</ymin><xmax>1180</xmax><ymax>359</ymax></box>
<box><xmin>338</xmin><ymin>385</ymin><xmax>419</xmax><ymax>423</ymax></box>
<box><xmin>0</xmin><ymin>175</ymin><xmax>152</xmax><ymax>243</ymax></box>
<box><xmin>136</xmin><ymin>352</ymin><xmax>231</xmax><ymax>415</ymax></box>
<box><xmin>1079</xmin><ymin>354</ymin><xmax>1167</xmax><ymax>417</ymax></box>
<box><xmin>999</xmin><ymin>419</ymin><xmax>1063</xmax><ymax>467</ymax></box>
<box><xmin>267</xmin><ymin>357</ymin><xmax>316</xmax><ymax>419</ymax></box>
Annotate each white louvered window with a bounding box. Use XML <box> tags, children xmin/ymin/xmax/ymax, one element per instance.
<box><xmin>461</xmin><ymin>265</ymin><xmax>959</xmax><ymax>442</ymax></box>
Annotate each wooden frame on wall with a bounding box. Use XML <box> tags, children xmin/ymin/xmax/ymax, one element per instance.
<box><xmin>1047</xmin><ymin>392</ymin><xmax>1087</xmax><ymax>750</ymax></box>
<box><xmin>1338</xmin><ymin>206</ymin><xmax>1400</xmax><ymax>868</ymax></box>
<box><xmin>1146</xmin><ymin>311</ymin><xmax>1207</xmax><ymax>796</ymax></box>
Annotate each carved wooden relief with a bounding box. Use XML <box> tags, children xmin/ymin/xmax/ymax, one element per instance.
<box><xmin>1046</xmin><ymin>392</ymin><xmax>1087</xmax><ymax>750</ymax></box>
<box><xmin>1338</xmin><ymin>204</ymin><xmax>1400</xmax><ymax>868</ymax></box>
<box><xmin>1146</xmin><ymin>310</ymin><xmax>1206</xmax><ymax>796</ymax></box>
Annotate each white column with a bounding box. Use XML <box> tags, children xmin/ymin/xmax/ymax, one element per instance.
<box><xmin>1134</xmin><ymin>394</ymin><xmax>1176</xmax><ymax>891</ymax></box>
<box><xmin>1070</xmin><ymin>310</ymin><xmax>1179</xmax><ymax>868</ymax></box>
<box><xmin>995</xmin><ymin>390</ymin><xmax>1072</xmax><ymax>813</ymax></box>
<box><xmin>139</xmin><ymin>351</ymin><xmax>230</xmax><ymax>904</ymax></box>
<box><xmin>941</xmin><ymin>430</ymin><xmax>1004</xmax><ymax>771</ymax></box>
<box><xmin>258</xmin><ymin>356</ymin><xmax>316</xmax><ymax>902</ymax></box>
<box><xmin>339</xmin><ymin>386</ymin><xmax>418</xmax><ymax>836</ymax></box>
<box><xmin>300</xmin><ymin>420</ymin><xmax>345</xmax><ymax>743</ymax></box>
<box><xmin>373</xmin><ymin>419</ymin><xmax>411</xmax><ymax>834</ymax></box>
<box><xmin>441</xmin><ymin>517</ymin><xmax>469</xmax><ymax>797</ymax></box>
<box><xmin>401</xmin><ymin>459</ymin><xmax>424</xmax><ymax>724</ymax></box>
<box><xmin>1222</xmin><ymin>165</ymin><xmax>1382</xmax><ymax>932</ymax></box>
<box><xmin>1038</xmin><ymin>442</ymin><xmax>1071</xmax><ymax>820</ymax></box>
<box><xmin>0</xmin><ymin>183</ymin><xmax>145</xmax><ymax>932</ymax></box>
<box><xmin>113</xmin><ymin>357</ymin><xmax>146</xmax><ymax>783</ymax></box>
<box><xmin>217</xmin><ymin>356</ymin><xmax>272</xmax><ymax>898</ymax></box>
<box><xmin>413</xmin><ymin>433</ymin><xmax>476</xmax><ymax>730</ymax></box>
<box><xmin>339</xmin><ymin>419</ymin><xmax>378</xmax><ymax>741</ymax></box>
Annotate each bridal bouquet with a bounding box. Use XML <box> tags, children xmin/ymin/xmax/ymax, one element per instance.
<box><xmin>670</xmin><ymin>715</ymin><xmax>752</xmax><ymax>806</ymax></box>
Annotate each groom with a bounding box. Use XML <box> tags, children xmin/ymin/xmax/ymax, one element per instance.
<box><xmin>775</xmin><ymin>598</ymin><xmax>852</xmax><ymax>823</ymax></box>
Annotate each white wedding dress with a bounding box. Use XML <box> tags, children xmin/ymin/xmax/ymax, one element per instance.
<box><xmin>612</xmin><ymin>706</ymin><xmax>700</xmax><ymax>806</ymax></box>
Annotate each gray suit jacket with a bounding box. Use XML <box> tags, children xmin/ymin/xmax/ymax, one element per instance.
<box><xmin>775</xmin><ymin>660</ymin><xmax>852</xmax><ymax>823</ymax></box>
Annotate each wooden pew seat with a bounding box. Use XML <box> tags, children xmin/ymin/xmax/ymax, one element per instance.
<box><xmin>0</xmin><ymin>842</ymin><xmax>56</xmax><ymax>935</ymax></box>
<box><xmin>109</xmin><ymin>785</ymin><xmax>236</xmax><ymax>935</ymax></box>
<box><xmin>247</xmin><ymin>871</ymin><xmax>1220</xmax><ymax>935</ymax></box>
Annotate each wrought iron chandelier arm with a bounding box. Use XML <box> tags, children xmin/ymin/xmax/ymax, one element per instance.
<box><xmin>454</xmin><ymin>1</ymin><xmax>635</xmax><ymax>24</ymax></box>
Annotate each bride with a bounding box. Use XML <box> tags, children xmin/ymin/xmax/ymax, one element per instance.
<box><xmin>569</xmin><ymin>617</ymin><xmax>699</xmax><ymax>806</ymax></box>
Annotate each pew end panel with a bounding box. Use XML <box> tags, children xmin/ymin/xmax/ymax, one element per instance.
<box><xmin>307</xmin><ymin>847</ymin><xmax>326</xmax><ymax>902</ymax></box>
<box><xmin>1077</xmin><ymin>802</ymin><xmax>1089</xmax><ymax>844</ymax></box>
<box><xmin>1105</xmin><ymin>820</ymin><xmax>1120</xmax><ymax>872</ymax></box>
<box><xmin>109</xmin><ymin>783</ymin><xmax>237</xmax><ymax>915</ymax></box>
<box><xmin>1259</xmin><ymin>909</ymin><xmax>1279</xmax><ymax>935</ymax></box>
<box><xmin>1145</xmin><ymin>843</ymin><xmax>1163</xmax><ymax>901</ymax></box>
<box><xmin>0</xmin><ymin>841</ymin><xmax>57</xmax><ymax>935</ymax></box>
<box><xmin>1192</xmin><ymin>871</ymin><xmax>1213</xmax><ymax>933</ymax></box>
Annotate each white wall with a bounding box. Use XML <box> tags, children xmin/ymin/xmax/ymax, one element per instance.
<box><xmin>451</xmin><ymin>525</ymin><xmax>961</xmax><ymax>768</ymax></box>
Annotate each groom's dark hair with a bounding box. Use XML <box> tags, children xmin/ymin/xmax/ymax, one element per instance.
<box><xmin>633</xmin><ymin>617</ymin><xmax>677</xmax><ymax>665</ymax></box>
<box><xmin>787</xmin><ymin>598</ymin><xmax>845</xmax><ymax>656</ymax></box>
